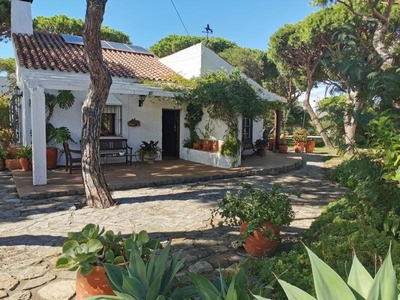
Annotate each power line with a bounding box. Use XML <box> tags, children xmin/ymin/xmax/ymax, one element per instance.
<box><xmin>170</xmin><ymin>0</ymin><xmax>190</xmax><ymax>35</ymax></box>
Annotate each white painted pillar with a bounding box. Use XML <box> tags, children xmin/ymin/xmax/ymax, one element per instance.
<box><xmin>21</xmin><ymin>82</ymin><xmax>32</xmax><ymax>145</ymax></box>
<box><xmin>30</xmin><ymin>85</ymin><xmax>47</xmax><ymax>185</ymax></box>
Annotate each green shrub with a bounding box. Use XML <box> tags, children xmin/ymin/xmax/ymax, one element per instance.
<box><xmin>250</xmin><ymin>156</ymin><xmax>400</xmax><ymax>297</ymax></box>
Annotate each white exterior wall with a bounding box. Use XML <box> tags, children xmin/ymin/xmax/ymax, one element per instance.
<box><xmin>181</xmin><ymin>148</ymin><xmax>236</xmax><ymax>169</ymax></box>
<box><xmin>48</xmin><ymin>91</ymin><xmax>181</xmax><ymax>166</ymax></box>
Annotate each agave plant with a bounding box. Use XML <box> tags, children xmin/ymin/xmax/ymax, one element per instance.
<box><xmin>259</xmin><ymin>244</ymin><xmax>399</xmax><ymax>300</ymax></box>
<box><xmin>171</xmin><ymin>259</ymin><xmax>272</xmax><ymax>300</ymax></box>
<box><xmin>87</xmin><ymin>242</ymin><xmax>185</xmax><ymax>300</ymax></box>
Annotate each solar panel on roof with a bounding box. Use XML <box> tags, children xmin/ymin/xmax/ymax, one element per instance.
<box><xmin>100</xmin><ymin>40</ymin><xmax>113</xmax><ymax>49</ymax></box>
<box><xmin>106</xmin><ymin>41</ymin><xmax>133</xmax><ymax>52</ymax></box>
<box><xmin>61</xmin><ymin>34</ymin><xmax>153</xmax><ymax>56</ymax></box>
<box><xmin>61</xmin><ymin>34</ymin><xmax>84</xmax><ymax>45</ymax></box>
<box><xmin>127</xmin><ymin>45</ymin><xmax>153</xmax><ymax>55</ymax></box>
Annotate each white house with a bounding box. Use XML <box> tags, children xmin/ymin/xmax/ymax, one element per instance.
<box><xmin>160</xmin><ymin>43</ymin><xmax>285</xmax><ymax>168</ymax></box>
<box><xmin>10</xmin><ymin>0</ymin><xmax>285</xmax><ymax>186</ymax></box>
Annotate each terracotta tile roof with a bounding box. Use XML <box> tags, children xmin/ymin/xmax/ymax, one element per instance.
<box><xmin>12</xmin><ymin>32</ymin><xmax>175</xmax><ymax>81</ymax></box>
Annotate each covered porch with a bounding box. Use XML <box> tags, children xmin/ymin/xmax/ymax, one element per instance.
<box><xmin>12</xmin><ymin>151</ymin><xmax>303</xmax><ymax>200</ymax></box>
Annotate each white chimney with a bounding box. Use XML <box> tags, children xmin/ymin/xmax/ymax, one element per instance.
<box><xmin>11</xmin><ymin>0</ymin><xmax>33</xmax><ymax>35</ymax></box>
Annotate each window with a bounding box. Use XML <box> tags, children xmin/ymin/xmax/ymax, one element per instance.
<box><xmin>242</xmin><ymin>117</ymin><xmax>253</xmax><ymax>141</ymax></box>
<box><xmin>101</xmin><ymin>113</ymin><xmax>115</xmax><ymax>135</ymax></box>
<box><xmin>101</xmin><ymin>106</ymin><xmax>122</xmax><ymax>136</ymax></box>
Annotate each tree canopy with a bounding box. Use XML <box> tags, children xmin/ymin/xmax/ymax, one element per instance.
<box><xmin>33</xmin><ymin>15</ymin><xmax>131</xmax><ymax>43</ymax></box>
<box><xmin>0</xmin><ymin>1</ymin><xmax>131</xmax><ymax>44</ymax></box>
<box><xmin>150</xmin><ymin>34</ymin><xmax>237</xmax><ymax>58</ymax></box>
<box><xmin>0</xmin><ymin>0</ymin><xmax>11</xmax><ymax>42</ymax></box>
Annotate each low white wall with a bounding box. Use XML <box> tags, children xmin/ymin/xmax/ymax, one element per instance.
<box><xmin>181</xmin><ymin>147</ymin><xmax>238</xmax><ymax>169</ymax></box>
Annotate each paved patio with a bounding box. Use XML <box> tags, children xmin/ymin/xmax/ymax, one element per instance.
<box><xmin>12</xmin><ymin>151</ymin><xmax>302</xmax><ymax>199</ymax></box>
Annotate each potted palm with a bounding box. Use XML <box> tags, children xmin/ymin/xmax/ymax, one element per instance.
<box><xmin>211</xmin><ymin>183</ymin><xmax>296</xmax><ymax>257</ymax></box>
<box><xmin>45</xmin><ymin>90</ymin><xmax>75</xmax><ymax>169</ymax></box>
<box><xmin>56</xmin><ymin>223</ymin><xmax>159</xmax><ymax>300</ymax></box>
<box><xmin>293</xmin><ymin>128</ymin><xmax>308</xmax><ymax>153</ymax></box>
<box><xmin>137</xmin><ymin>140</ymin><xmax>162</xmax><ymax>163</ymax></box>
<box><xmin>17</xmin><ymin>145</ymin><xmax>32</xmax><ymax>171</ymax></box>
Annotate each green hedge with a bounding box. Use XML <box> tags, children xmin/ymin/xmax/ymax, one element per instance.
<box><xmin>250</xmin><ymin>156</ymin><xmax>400</xmax><ymax>298</ymax></box>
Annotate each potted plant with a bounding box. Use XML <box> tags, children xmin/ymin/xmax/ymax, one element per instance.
<box><xmin>0</xmin><ymin>127</ymin><xmax>13</xmax><ymax>149</ymax></box>
<box><xmin>197</xmin><ymin>120</ymin><xmax>215</xmax><ymax>151</ymax></box>
<box><xmin>306</xmin><ymin>138</ymin><xmax>316</xmax><ymax>153</ymax></box>
<box><xmin>127</xmin><ymin>118</ymin><xmax>141</xmax><ymax>127</ymax></box>
<box><xmin>279</xmin><ymin>133</ymin><xmax>288</xmax><ymax>154</ymax></box>
<box><xmin>4</xmin><ymin>149</ymin><xmax>21</xmax><ymax>171</ymax></box>
<box><xmin>46</xmin><ymin>123</ymin><xmax>75</xmax><ymax>169</ymax></box>
<box><xmin>136</xmin><ymin>140</ymin><xmax>162</xmax><ymax>163</ymax></box>
<box><xmin>89</xmin><ymin>242</ymin><xmax>185</xmax><ymax>300</ymax></box>
<box><xmin>45</xmin><ymin>91</ymin><xmax>75</xmax><ymax>169</ymax></box>
<box><xmin>268</xmin><ymin>133</ymin><xmax>275</xmax><ymax>151</ymax></box>
<box><xmin>211</xmin><ymin>183</ymin><xmax>296</xmax><ymax>257</ymax></box>
<box><xmin>56</xmin><ymin>223</ymin><xmax>159</xmax><ymax>300</ymax></box>
<box><xmin>0</xmin><ymin>148</ymin><xmax>8</xmax><ymax>171</ymax></box>
<box><xmin>293</xmin><ymin>128</ymin><xmax>308</xmax><ymax>153</ymax></box>
<box><xmin>17</xmin><ymin>145</ymin><xmax>32</xmax><ymax>171</ymax></box>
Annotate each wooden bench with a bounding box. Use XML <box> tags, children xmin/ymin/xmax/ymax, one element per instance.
<box><xmin>100</xmin><ymin>138</ymin><xmax>137</xmax><ymax>167</ymax></box>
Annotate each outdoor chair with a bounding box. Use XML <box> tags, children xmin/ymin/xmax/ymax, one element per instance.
<box><xmin>63</xmin><ymin>142</ymin><xmax>81</xmax><ymax>174</ymax></box>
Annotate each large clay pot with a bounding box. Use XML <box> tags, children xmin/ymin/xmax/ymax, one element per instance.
<box><xmin>279</xmin><ymin>144</ymin><xmax>288</xmax><ymax>154</ymax></box>
<box><xmin>19</xmin><ymin>158</ymin><xmax>30</xmax><ymax>171</ymax></box>
<box><xmin>5</xmin><ymin>159</ymin><xmax>21</xmax><ymax>170</ymax></box>
<box><xmin>210</xmin><ymin>140</ymin><xmax>219</xmax><ymax>151</ymax></box>
<box><xmin>268</xmin><ymin>139</ymin><xmax>275</xmax><ymax>151</ymax></box>
<box><xmin>76</xmin><ymin>266</ymin><xmax>115</xmax><ymax>300</ymax></box>
<box><xmin>294</xmin><ymin>142</ymin><xmax>305</xmax><ymax>153</ymax></box>
<box><xmin>306</xmin><ymin>140</ymin><xmax>316</xmax><ymax>153</ymax></box>
<box><xmin>0</xmin><ymin>159</ymin><xmax>5</xmax><ymax>171</ymax></box>
<box><xmin>240</xmin><ymin>221</ymin><xmax>280</xmax><ymax>258</ymax></box>
<box><xmin>202</xmin><ymin>142</ymin><xmax>212</xmax><ymax>151</ymax></box>
<box><xmin>46</xmin><ymin>147</ymin><xmax>58</xmax><ymax>169</ymax></box>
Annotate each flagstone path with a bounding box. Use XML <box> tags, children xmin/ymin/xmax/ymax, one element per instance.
<box><xmin>0</xmin><ymin>154</ymin><xmax>346</xmax><ymax>300</ymax></box>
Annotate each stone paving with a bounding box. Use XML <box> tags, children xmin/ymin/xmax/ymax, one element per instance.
<box><xmin>0</xmin><ymin>154</ymin><xmax>346</xmax><ymax>300</ymax></box>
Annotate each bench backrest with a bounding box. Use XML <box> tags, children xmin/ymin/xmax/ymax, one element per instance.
<box><xmin>242</xmin><ymin>138</ymin><xmax>254</xmax><ymax>150</ymax></box>
<box><xmin>100</xmin><ymin>139</ymin><xmax>128</xmax><ymax>151</ymax></box>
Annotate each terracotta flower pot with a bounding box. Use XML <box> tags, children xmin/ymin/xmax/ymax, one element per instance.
<box><xmin>240</xmin><ymin>221</ymin><xmax>280</xmax><ymax>258</ymax></box>
<box><xmin>202</xmin><ymin>142</ymin><xmax>212</xmax><ymax>151</ymax></box>
<box><xmin>306</xmin><ymin>140</ymin><xmax>316</xmax><ymax>153</ymax></box>
<box><xmin>0</xmin><ymin>159</ymin><xmax>5</xmax><ymax>171</ymax></box>
<box><xmin>46</xmin><ymin>147</ymin><xmax>58</xmax><ymax>169</ymax></box>
<box><xmin>294</xmin><ymin>142</ymin><xmax>305</xmax><ymax>153</ymax></box>
<box><xmin>75</xmin><ymin>266</ymin><xmax>116</xmax><ymax>300</ymax></box>
<box><xmin>279</xmin><ymin>144</ymin><xmax>288</xmax><ymax>154</ymax></box>
<box><xmin>19</xmin><ymin>158</ymin><xmax>30</xmax><ymax>171</ymax></box>
<box><xmin>193</xmin><ymin>142</ymin><xmax>201</xmax><ymax>149</ymax></box>
<box><xmin>210</xmin><ymin>140</ymin><xmax>219</xmax><ymax>151</ymax></box>
<box><xmin>5</xmin><ymin>159</ymin><xmax>21</xmax><ymax>170</ymax></box>
<box><xmin>268</xmin><ymin>139</ymin><xmax>275</xmax><ymax>151</ymax></box>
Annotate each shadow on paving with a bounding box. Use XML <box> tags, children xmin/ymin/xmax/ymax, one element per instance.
<box><xmin>0</xmin><ymin>224</ymin><xmax>312</xmax><ymax>258</ymax></box>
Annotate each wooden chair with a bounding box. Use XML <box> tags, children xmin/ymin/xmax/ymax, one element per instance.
<box><xmin>63</xmin><ymin>142</ymin><xmax>81</xmax><ymax>174</ymax></box>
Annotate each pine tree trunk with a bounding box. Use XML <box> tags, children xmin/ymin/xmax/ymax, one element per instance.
<box><xmin>81</xmin><ymin>0</ymin><xmax>115</xmax><ymax>208</ymax></box>
<box><xmin>303</xmin><ymin>82</ymin><xmax>334</xmax><ymax>150</ymax></box>
<box><xmin>343</xmin><ymin>89</ymin><xmax>359</xmax><ymax>155</ymax></box>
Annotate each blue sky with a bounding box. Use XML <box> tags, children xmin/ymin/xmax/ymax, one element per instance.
<box><xmin>0</xmin><ymin>0</ymin><xmax>321</xmax><ymax>59</ymax></box>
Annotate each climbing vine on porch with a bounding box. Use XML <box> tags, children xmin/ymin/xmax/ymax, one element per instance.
<box><xmin>183</xmin><ymin>69</ymin><xmax>268</xmax><ymax>165</ymax></box>
<box><xmin>184</xmin><ymin>103</ymin><xmax>203</xmax><ymax>145</ymax></box>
